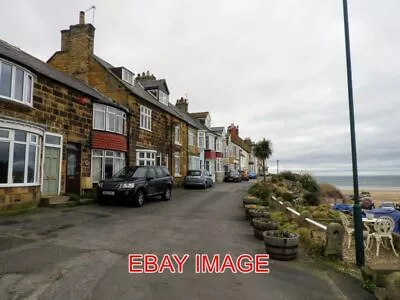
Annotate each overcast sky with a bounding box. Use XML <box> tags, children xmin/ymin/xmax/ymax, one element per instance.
<box><xmin>1</xmin><ymin>0</ymin><xmax>399</xmax><ymax>176</ymax></box>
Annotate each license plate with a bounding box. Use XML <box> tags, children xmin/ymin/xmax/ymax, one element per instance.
<box><xmin>102</xmin><ymin>191</ymin><xmax>115</xmax><ymax>196</ymax></box>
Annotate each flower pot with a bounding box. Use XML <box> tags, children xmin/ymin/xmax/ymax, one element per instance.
<box><xmin>247</xmin><ymin>209</ymin><xmax>270</xmax><ymax>220</ymax></box>
<box><xmin>245</xmin><ymin>206</ymin><xmax>267</xmax><ymax>220</ymax></box>
<box><xmin>243</xmin><ymin>196</ymin><xmax>263</xmax><ymax>207</ymax></box>
<box><xmin>252</xmin><ymin>218</ymin><xmax>278</xmax><ymax>231</ymax></box>
<box><xmin>263</xmin><ymin>230</ymin><xmax>299</xmax><ymax>261</ymax></box>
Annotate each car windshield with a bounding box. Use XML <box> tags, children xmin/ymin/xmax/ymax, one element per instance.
<box><xmin>112</xmin><ymin>167</ymin><xmax>137</xmax><ymax>179</ymax></box>
<box><xmin>187</xmin><ymin>170</ymin><xmax>201</xmax><ymax>176</ymax></box>
<box><xmin>112</xmin><ymin>167</ymin><xmax>148</xmax><ymax>179</ymax></box>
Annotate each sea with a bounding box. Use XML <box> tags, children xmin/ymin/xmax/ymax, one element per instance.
<box><xmin>314</xmin><ymin>175</ymin><xmax>400</xmax><ymax>191</ymax></box>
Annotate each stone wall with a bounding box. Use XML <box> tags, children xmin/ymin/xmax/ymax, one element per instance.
<box><xmin>0</xmin><ymin>74</ymin><xmax>93</xmax><ymax>207</ymax></box>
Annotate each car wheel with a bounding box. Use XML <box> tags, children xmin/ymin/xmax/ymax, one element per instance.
<box><xmin>162</xmin><ymin>186</ymin><xmax>172</xmax><ymax>201</ymax></box>
<box><xmin>133</xmin><ymin>189</ymin><xmax>145</xmax><ymax>207</ymax></box>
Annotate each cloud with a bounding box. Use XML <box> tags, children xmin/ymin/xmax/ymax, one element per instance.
<box><xmin>1</xmin><ymin>0</ymin><xmax>398</xmax><ymax>176</ymax></box>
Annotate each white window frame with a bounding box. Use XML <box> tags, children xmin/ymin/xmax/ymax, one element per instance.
<box><xmin>159</xmin><ymin>90</ymin><xmax>169</xmax><ymax>105</ymax></box>
<box><xmin>174</xmin><ymin>152</ymin><xmax>181</xmax><ymax>176</ymax></box>
<box><xmin>188</xmin><ymin>129</ymin><xmax>197</xmax><ymax>147</ymax></box>
<box><xmin>140</xmin><ymin>105</ymin><xmax>152</xmax><ymax>131</ymax></box>
<box><xmin>122</xmin><ymin>69</ymin><xmax>134</xmax><ymax>85</ymax></box>
<box><xmin>189</xmin><ymin>155</ymin><xmax>200</xmax><ymax>170</ymax></box>
<box><xmin>91</xmin><ymin>149</ymin><xmax>126</xmax><ymax>183</ymax></box>
<box><xmin>41</xmin><ymin>132</ymin><xmax>63</xmax><ymax>194</ymax></box>
<box><xmin>174</xmin><ymin>125</ymin><xmax>181</xmax><ymax>145</ymax></box>
<box><xmin>93</xmin><ymin>103</ymin><xmax>126</xmax><ymax>135</ymax></box>
<box><xmin>198</xmin><ymin>131</ymin><xmax>205</xmax><ymax>149</ymax></box>
<box><xmin>0</xmin><ymin>128</ymin><xmax>41</xmax><ymax>187</ymax></box>
<box><xmin>0</xmin><ymin>58</ymin><xmax>34</xmax><ymax>107</ymax></box>
<box><xmin>136</xmin><ymin>149</ymin><xmax>156</xmax><ymax>166</ymax></box>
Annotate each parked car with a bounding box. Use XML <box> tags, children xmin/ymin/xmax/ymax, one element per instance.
<box><xmin>379</xmin><ymin>202</ymin><xmax>400</xmax><ymax>210</ymax></box>
<box><xmin>239</xmin><ymin>170</ymin><xmax>249</xmax><ymax>181</ymax></box>
<box><xmin>184</xmin><ymin>169</ymin><xmax>213</xmax><ymax>189</ymax></box>
<box><xmin>248</xmin><ymin>172</ymin><xmax>257</xmax><ymax>179</ymax></box>
<box><xmin>224</xmin><ymin>170</ymin><xmax>242</xmax><ymax>182</ymax></box>
<box><xmin>97</xmin><ymin>166</ymin><xmax>173</xmax><ymax>207</ymax></box>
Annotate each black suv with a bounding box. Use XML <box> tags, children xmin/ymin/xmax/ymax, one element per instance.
<box><xmin>97</xmin><ymin>166</ymin><xmax>173</xmax><ymax>207</ymax></box>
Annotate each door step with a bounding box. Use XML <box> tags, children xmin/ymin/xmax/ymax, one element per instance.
<box><xmin>39</xmin><ymin>196</ymin><xmax>70</xmax><ymax>207</ymax></box>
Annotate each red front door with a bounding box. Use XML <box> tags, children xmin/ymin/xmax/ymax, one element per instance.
<box><xmin>66</xmin><ymin>143</ymin><xmax>81</xmax><ymax>195</ymax></box>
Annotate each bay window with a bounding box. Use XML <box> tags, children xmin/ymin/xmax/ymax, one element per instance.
<box><xmin>93</xmin><ymin>103</ymin><xmax>126</xmax><ymax>135</ymax></box>
<box><xmin>0</xmin><ymin>59</ymin><xmax>34</xmax><ymax>107</ymax></box>
<box><xmin>91</xmin><ymin>149</ymin><xmax>125</xmax><ymax>182</ymax></box>
<box><xmin>189</xmin><ymin>156</ymin><xmax>200</xmax><ymax>170</ymax></box>
<box><xmin>0</xmin><ymin>128</ymin><xmax>39</xmax><ymax>186</ymax></box>
<box><xmin>136</xmin><ymin>150</ymin><xmax>156</xmax><ymax>166</ymax></box>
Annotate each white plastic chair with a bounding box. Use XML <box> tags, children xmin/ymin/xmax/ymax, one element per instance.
<box><xmin>367</xmin><ymin>216</ymin><xmax>398</xmax><ymax>257</ymax></box>
<box><xmin>340</xmin><ymin>213</ymin><xmax>355</xmax><ymax>249</ymax></box>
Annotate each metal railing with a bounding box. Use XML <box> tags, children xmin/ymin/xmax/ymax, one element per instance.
<box><xmin>271</xmin><ymin>196</ymin><xmax>327</xmax><ymax>231</ymax></box>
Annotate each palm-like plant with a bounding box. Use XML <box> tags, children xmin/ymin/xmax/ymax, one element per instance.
<box><xmin>254</xmin><ymin>138</ymin><xmax>273</xmax><ymax>182</ymax></box>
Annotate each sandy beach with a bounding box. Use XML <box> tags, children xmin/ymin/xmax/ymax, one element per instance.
<box><xmin>341</xmin><ymin>189</ymin><xmax>400</xmax><ymax>205</ymax></box>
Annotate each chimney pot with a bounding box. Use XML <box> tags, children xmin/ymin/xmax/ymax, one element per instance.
<box><xmin>79</xmin><ymin>11</ymin><xmax>85</xmax><ymax>24</ymax></box>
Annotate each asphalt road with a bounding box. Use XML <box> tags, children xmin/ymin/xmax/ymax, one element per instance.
<box><xmin>0</xmin><ymin>182</ymin><xmax>375</xmax><ymax>300</ymax></box>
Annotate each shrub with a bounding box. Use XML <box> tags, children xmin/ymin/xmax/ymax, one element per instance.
<box><xmin>279</xmin><ymin>171</ymin><xmax>298</xmax><ymax>182</ymax></box>
<box><xmin>303</xmin><ymin>192</ymin><xmax>320</xmax><ymax>206</ymax></box>
<box><xmin>248</xmin><ymin>182</ymin><xmax>272</xmax><ymax>201</ymax></box>
<box><xmin>282</xmin><ymin>192</ymin><xmax>295</xmax><ymax>202</ymax></box>
<box><xmin>298</xmin><ymin>173</ymin><xmax>320</xmax><ymax>194</ymax></box>
<box><xmin>69</xmin><ymin>193</ymin><xmax>80</xmax><ymax>203</ymax></box>
<box><xmin>319</xmin><ymin>183</ymin><xmax>344</xmax><ymax>200</ymax></box>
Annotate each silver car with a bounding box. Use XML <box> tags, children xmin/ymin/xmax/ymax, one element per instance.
<box><xmin>184</xmin><ymin>170</ymin><xmax>213</xmax><ymax>189</ymax></box>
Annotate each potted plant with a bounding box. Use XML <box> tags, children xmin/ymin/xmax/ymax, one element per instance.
<box><xmin>245</xmin><ymin>205</ymin><xmax>267</xmax><ymax>220</ymax></box>
<box><xmin>263</xmin><ymin>230</ymin><xmax>299</xmax><ymax>261</ymax></box>
<box><xmin>252</xmin><ymin>218</ymin><xmax>278</xmax><ymax>240</ymax></box>
<box><xmin>243</xmin><ymin>195</ymin><xmax>263</xmax><ymax>207</ymax></box>
<box><xmin>247</xmin><ymin>208</ymin><xmax>270</xmax><ymax>221</ymax></box>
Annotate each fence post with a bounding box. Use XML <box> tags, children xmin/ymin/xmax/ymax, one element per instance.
<box><xmin>324</xmin><ymin>223</ymin><xmax>344</xmax><ymax>259</ymax></box>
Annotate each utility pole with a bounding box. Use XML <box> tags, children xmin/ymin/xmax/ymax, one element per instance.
<box><xmin>276</xmin><ymin>160</ymin><xmax>279</xmax><ymax>174</ymax></box>
<box><xmin>342</xmin><ymin>0</ymin><xmax>364</xmax><ymax>267</ymax></box>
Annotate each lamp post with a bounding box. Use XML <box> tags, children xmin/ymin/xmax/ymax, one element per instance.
<box><xmin>342</xmin><ymin>0</ymin><xmax>364</xmax><ymax>267</ymax></box>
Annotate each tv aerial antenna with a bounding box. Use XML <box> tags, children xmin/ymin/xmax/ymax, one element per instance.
<box><xmin>86</xmin><ymin>5</ymin><xmax>96</xmax><ymax>25</ymax></box>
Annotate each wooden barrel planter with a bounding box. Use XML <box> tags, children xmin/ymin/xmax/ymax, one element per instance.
<box><xmin>247</xmin><ymin>209</ymin><xmax>270</xmax><ymax>221</ymax></box>
<box><xmin>263</xmin><ymin>230</ymin><xmax>299</xmax><ymax>261</ymax></box>
<box><xmin>243</xmin><ymin>196</ymin><xmax>263</xmax><ymax>207</ymax></box>
<box><xmin>252</xmin><ymin>219</ymin><xmax>279</xmax><ymax>240</ymax></box>
<box><xmin>245</xmin><ymin>206</ymin><xmax>267</xmax><ymax>220</ymax></box>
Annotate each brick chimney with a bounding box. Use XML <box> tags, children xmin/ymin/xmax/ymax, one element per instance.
<box><xmin>228</xmin><ymin>123</ymin><xmax>239</xmax><ymax>141</ymax></box>
<box><xmin>54</xmin><ymin>11</ymin><xmax>95</xmax><ymax>82</ymax></box>
<box><xmin>175</xmin><ymin>97</ymin><xmax>188</xmax><ymax>112</ymax></box>
<box><xmin>136</xmin><ymin>70</ymin><xmax>156</xmax><ymax>82</ymax></box>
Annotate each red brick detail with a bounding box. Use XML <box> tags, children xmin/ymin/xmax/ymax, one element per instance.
<box><xmin>204</xmin><ymin>150</ymin><xmax>217</xmax><ymax>159</ymax></box>
<box><xmin>216</xmin><ymin>152</ymin><xmax>223</xmax><ymax>158</ymax></box>
<box><xmin>91</xmin><ymin>131</ymin><xmax>128</xmax><ymax>152</ymax></box>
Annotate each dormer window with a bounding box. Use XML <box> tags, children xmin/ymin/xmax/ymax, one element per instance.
<box><xmin>0</xmin><ymin>58</ymin><xmax>34</xmax><ymax>107</ymax></box>
<box><xmin>148</xmin><ymin>89</ymin><xmax>158</xmax><ymax>99</ymax></box>
<box><xmin>122</xmin><ymin>68</ymin><xmax>134</xmax><ymax>85</ymax></box>
<box><xmin>159</xmin><ymin>90</ymin><xmax>169</xmax><ymax>105</ymax></box>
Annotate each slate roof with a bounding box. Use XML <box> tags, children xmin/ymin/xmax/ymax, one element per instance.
<box><xmin>211</xmin><ymin>127</ymin><xmax>225</xmax><ymax>134</ymax></box>
<box><xmin>189</xmin><ymin>112</ymin><xmax>209</xmax><ymax>119</ymax></box>
<box><xmin>232</xmin><ymin>136</ymin><xmax>252</xmax><ymax>153</ymax></box>
<box><xmin>92</xmin><ymin>55</ymin><xmax>200</xmax><ymax>127</ymax></box>
<box><xmin>168</xmin><ymin>104</ymin><xmax>202</xmax><ymax>129</ymax></box>
<box><xmin>140</xmin><ymin>78</ymin><xmax>169</xmax><ymax>95</ymax></box>
<box><xmin>0</xmin><ymin>40</ymin><xmax>128</xmax><ymax>112</ymax></box>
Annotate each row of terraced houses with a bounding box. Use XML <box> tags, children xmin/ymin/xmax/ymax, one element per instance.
<box><xmin>0</xmin><ymin>12</ymin><xmax>261</xmax><ymax>209</ymax></box>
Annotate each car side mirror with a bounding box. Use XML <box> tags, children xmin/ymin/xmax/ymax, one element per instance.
<box><xmin>147</xmin><ymin>176</ymin><xmax>154</xmax><ymax>181</ymax></box>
